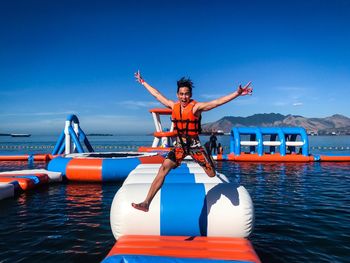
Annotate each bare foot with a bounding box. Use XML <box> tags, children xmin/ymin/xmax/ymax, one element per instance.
<box><xmin>131</xmin><ymin>202</ymin><xmax>149</xmax><ymax>212</ymax></box>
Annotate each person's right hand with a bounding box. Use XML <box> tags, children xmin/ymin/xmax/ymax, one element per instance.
<box><xmin>134</xmin><ymin>70</ymin><xmax>145</xmax><ymax>85</ymax></box>
<box><xmin>237</xmin><ymin>81</ymin><xmax>253</xmax><ymax>96</ymax></box>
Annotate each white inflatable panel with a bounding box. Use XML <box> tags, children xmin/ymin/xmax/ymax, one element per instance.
<box><xmin>131</xmin><ymin>162</ymin><xmax>221</xmax><ymax>175</ymax></box>
<box><xmin>129</xmin><ymin>166</ymin><xmax>207</xmax><ymax>174</ymax></box>
<box><xmin>126</xmin><ymin>162</ymin><xmax>230</xmax><ymax>185</ymax></box>
<box><xmin>136</xmin><ymin>163</ymin><xmax>203</xmax><ymax>169</ymax></box>
<box><xmin>0</xmin><ymin>169</ymin><xmax>62</xmax><ymax>182</ymax></box>
<box><xmin>124</xmin><ymin>172</ymin><xmax>229</xmax><ymax>185</ymax></box>
<box><xmin>240</xmin><ymin>141</ymin><xmax>259</xmax><ymax>146</ymax></box>
<box><xmin>110</xmin><ymin>184</ymin><xmax>160</xmax><ymax>239</ymax></box>
<box><xmin>0</xmin><ymin>183</ymin><xmax>14</xmax><ymax>200</ymax></box>
<box><xmin>204</xmin><ymin>183</ymin><xmax>254</xmax><ymax>237</ymax></box>
<box><xmin>110</xmin><ymin>183</ymin><xmax>254</xmax><ymax>240</ymax></box>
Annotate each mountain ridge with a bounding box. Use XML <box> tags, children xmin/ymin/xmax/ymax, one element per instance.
<box><xmin>202</xmin><ymin>113</ymin><xmax>350</xmax><ymax>135</ymax></box>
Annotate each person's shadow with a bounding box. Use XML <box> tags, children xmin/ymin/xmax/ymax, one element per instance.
<box><xmin>199</xmin><ymin>181</ymin><xmax>240</xmax><ymax>236</ymax></box>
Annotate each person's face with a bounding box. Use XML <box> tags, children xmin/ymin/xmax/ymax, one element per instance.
<box><xmin>177</xmin><ymin>87</ymin><xmax>192</xmax><ymax>107</ymax></box>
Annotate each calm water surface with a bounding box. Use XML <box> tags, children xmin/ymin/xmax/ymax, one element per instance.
<box><xmin>0</xmin><ymin>135</ymin><xmax>349</xmax><ymax>262</ymax></box>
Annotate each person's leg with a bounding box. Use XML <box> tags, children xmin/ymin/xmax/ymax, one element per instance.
<box><xmin>213</xmin><ymin>144</ymin><xmax>217</xmax><ymax>154</ymax></box>
<box><xmin>131</xmin><ymin>158</ymin><xmax>177</xmax><ymax>212</ymax></box>
<box><xmin>191</xmin><ymin>147</ymin><xmax>216</xmax><ymax>177</ymax></box>
<box><xmin>201</xmin><ymin>159</ymin><xmax>216</xmax><ymax>177</ymax></box>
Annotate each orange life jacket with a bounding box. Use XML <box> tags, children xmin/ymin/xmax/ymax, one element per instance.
<box><xmin>171</xmin><ymin>100</ymin><xmax>201</xmax><ymax>136</ymax></box>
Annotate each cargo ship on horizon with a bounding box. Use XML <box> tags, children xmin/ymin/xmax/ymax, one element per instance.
<box><xmin>10</xmin><ymin>133</ymin><xmax>31</xmax><ymax>137</ymax></box>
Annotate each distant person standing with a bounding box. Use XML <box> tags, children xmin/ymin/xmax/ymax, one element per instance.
<box><xmin>217</xmin><ymin>143</ymin><xmax>223</xmax><ymax>154</ymax></box>
<box><xmin>209</xmin><ymin>132</ymin><xmax>218</xmax><ymax>155</ymax></box>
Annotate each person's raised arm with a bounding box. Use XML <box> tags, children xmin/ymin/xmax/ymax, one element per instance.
<box><xmin>194</xmin><ymin>82</ymin><xmax>253</xmax><ymax>113</ymax></box>
<box><xmin>134</xmin><ymin>70</ymin><xmax>175</xmax><ymax>109</ymax></box>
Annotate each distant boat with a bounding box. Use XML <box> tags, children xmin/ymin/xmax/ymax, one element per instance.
<box><xmin>217</xmin><ymin>130</ymin><xmax>224</xmax><ymax>135</ymax></box>
<box><xmin>10</xmin><ymin>134</ymin><xmax>31</xmax><ymax>137</ymax></box>
<box><xmin>201</xmin><ymin>131</ymin><xmax>225</xmax><ymax>135</ymax></box>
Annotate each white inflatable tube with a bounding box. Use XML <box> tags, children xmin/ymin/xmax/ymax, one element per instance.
<box><xmin>124</xmin><ymin>172</ymin><xmax>229</xmax><ymax>185</ymax></box>
<box><xmin>0</xmin><ymin>183</ymin><xmax>15</xmax><ymax>200</ymax></box>
<box><xmin>135</xmin><ymin>163</ymin><xmax>203</xmax><ymax>169</ymax></box>
<box><xmin>126</xmin><ymin>162</ymin><xmax>230</xmax><ymax>185</ymax></box>
<box><xmin>110</xmin><ymin>183</ymin><xmax>254</xmax><ymax>240</ymax></box>
<box><xmin>129</xmin><ymin>166</ymin><xmax>208</xmax><ymax>174</ymax></box>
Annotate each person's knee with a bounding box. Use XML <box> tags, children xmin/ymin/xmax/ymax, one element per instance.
<box><xmin>160</xmin><ymin>161</ymin><xmax>176</xmax><ymax>173</ymax></box>
<box><xmin>160</xmin><ymin>163</ymin><xmax>166</xmax><ymax>170</ymax></box>
<box><xmin>159</xmin><ymin>164</ymin><xmax>169</xmax><ymax>174</ymax></box>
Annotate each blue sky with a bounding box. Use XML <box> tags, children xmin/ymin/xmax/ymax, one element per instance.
<box><xmin>1</xmin><ymin>0</ymin><xmax>349</xmax><ymax>134</ymax></box>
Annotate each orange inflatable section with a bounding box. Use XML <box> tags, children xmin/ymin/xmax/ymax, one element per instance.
<box><xmin>0</xmin><ymin>173</ymin><xmax>49</xmax><ymax>191</ymax></box>
<box><xmin>320</xmin><ymin>155</ymin><xmax>350</xmax><ymax>162</ymax></box>
<box><xmin>216</xmin><ymin>154</ymin><xmax>225</xmax><ymax>161</ymax></box>
<box><xmin>139</xmin><ymin>155</ymin><xmax>164</xmax><ymax>164</ymax></box>
<box><xmin>107</xmin><ymin>235</ymin><xmax>261</xmax><ymax>263</ymax></box>
<box><xmin>138</xmin><ymin>146</ymin><xmax>171</xmax><ymax>153</ymax></box>
<box><xmin>225</xmin><ymin>153</ymin><xmax>314</xmax><ymax>162</ymax></box>
<box><xmin>0</xmin><ymin>177</ymin><xmax>35</xmax><ymax>191</ymax></box>
<box><xmin>149</xmin><ymin>108</ymin><xmax>172</xmax><ymax>115</ymax></box>
<box><xmin>153</xmin><ymin>131</ymin><xmax>177</xmax><ymax>138</ymax></box>
<box><xmin>0</xmin><ymin>154</ymin><xmax>53</xmax><ymax>162</ymax></box>
<box><xmin>66</xmin><ymin>158</ymin><xmax>103</xmax><ymax>181</ymax></box>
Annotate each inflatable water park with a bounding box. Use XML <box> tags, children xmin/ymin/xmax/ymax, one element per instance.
<box><xmin>1</xmin><ymin>109</ymin><xmax>350</xmax><ymax>262</ymax></box>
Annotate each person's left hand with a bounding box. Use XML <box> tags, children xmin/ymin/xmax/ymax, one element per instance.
<box><xmin>134</xmin><ymin>70</ymin><xmax>145</xmax><ymax>85</ymax></box>
<box><xmin>237</xmin><ymin>81</ymin><xmax>253</xmax><ymax>96</ymax></box>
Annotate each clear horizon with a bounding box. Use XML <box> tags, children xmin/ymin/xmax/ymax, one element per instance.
<box><xmin>1</xmin><ymin>0</ymin><xmax>350</xmax><ymax>134</ymax></box>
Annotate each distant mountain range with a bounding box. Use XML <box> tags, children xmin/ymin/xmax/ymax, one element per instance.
<box><xmin>202</xmin><ymin>113</ymin><xmax>350</xmax><ymax>135</ymax></box>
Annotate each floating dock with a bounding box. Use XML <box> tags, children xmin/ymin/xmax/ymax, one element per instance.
<box><xmin>0</xmin><ymin>169</ymin><xmax>62</xmax><ymax>200</ymax></box>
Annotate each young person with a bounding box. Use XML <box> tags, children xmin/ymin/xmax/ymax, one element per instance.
<box><xmin>132</xmin><ymin>71</ymin><xmax>252</xmax><ymax>212</ymax></box>
<box><xmin>209</xmin><ymin>132</ymin><xmax>218</xmax><ymax>154</ymax></box>
<box><xmin>217</xmin><ymin>143</ymin><xmax>224</xmax><ymax>154</ymax></box>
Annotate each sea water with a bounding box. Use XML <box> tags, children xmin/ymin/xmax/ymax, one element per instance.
<box><xmin>0</xmin><ymin>135</ymin><xmax>349</xmax><ymax>262</ymax></box>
